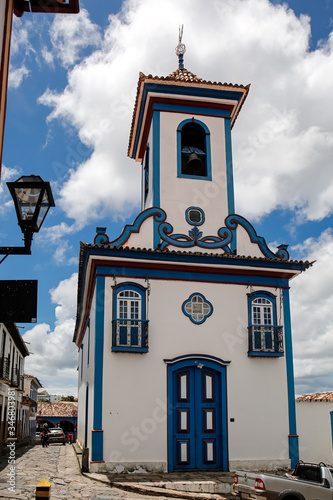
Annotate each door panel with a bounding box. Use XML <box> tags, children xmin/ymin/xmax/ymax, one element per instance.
<box><xmin>172</xmin><ymin>366</ymin><xmax>223</xmax><ymax>469</ymax></box>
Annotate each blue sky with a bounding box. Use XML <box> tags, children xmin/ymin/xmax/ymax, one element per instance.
<box><xmin>1</xmin><ymin>0</ymin><xmax>333</xmax><ymax>396</ymax></box>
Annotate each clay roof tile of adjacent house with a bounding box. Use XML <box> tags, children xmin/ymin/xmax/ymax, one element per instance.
<box><xmin>37</xmin><ymin>401</ymin><xmax>78</xmax><ymax>417</ymax></box>
<box><xmin>296</xmin><ymin>392</ymin><xmax>333</xmax><ymax>402</ymax></box>
<box><xmin>24</xmin><ymin>373</ymin><xmax>43</xmax><ymax>388</ymax></box>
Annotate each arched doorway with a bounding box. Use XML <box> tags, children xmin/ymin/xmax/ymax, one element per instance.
<box><xmin>165</xmin><ymin>354</ymin><xmax>229</xmax><ymax>472</ymax></box>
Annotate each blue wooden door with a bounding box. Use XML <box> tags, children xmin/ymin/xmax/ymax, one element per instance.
<box><xmin>171</xmin><ymin>365</ymin><xmax>224</xmax><ymax>470</ymax></box>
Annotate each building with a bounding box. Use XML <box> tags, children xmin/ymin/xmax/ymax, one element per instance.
<box><xmin>23</xmin><ymin>374</ymin><xmax>42</xmax><ymax>439</ymax></box>
<box><xmin>0</xmin><ymin>322</ymin><xmax>29</xmax><ymax>443</ymax></box>
<box><xmin>36</xmin><ymin>401</ymin><xmax>77</xmax><ymax>440</ymax></box>
<box><xmin>73</xmin><ymin>43</ymin><xmax>310</xmax><ymax>473</ymax></box>
<box><xmin>37</xmin><ymin>390</ymin><xmax>62</xmax><ymax>402</ymax></box>
<box><xmin>296</xmin><ymin>392</ymin><xmax>333</xmax><ymax>464</ymax></box>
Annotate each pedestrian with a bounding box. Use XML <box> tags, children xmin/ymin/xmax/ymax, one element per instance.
<box><xmin>41</xmin><ymin>431</ymin><xmax>49</xmax><ymax>447</ymax></box>
<box><xmin>68</xmin><ymin>432</ymin><xmax>73</xmax><ymax>445</ymax></box>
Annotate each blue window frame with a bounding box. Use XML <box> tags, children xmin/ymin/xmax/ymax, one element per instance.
<box><xmin>177</xmin><ymin>118</ymin><xmax>212</xmax><ymax>180</ymax></box>
<box><xmin>112</xmin><ymin>282</ymin><xmax>148</xmax><ymax>352</ymax></box>
<box><xmin>182</xmin><ymin>292</ymin><xmax>213</xmax><ymax>324</ymax></box>
<box><xmin>247</xmin><ymin>291</ymin><xmax>284</xmax><ymax>357</ymax></box>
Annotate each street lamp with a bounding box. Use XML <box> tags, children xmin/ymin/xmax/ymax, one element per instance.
<box><xmin>0</xmin><ymin>175</ymin><xmax>55</xmax><ymax>262</ymax></box>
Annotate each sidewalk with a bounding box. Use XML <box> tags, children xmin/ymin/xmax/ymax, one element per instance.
<box><xmin>74</xmin><ymin>443</ymin><xmax>234</xmax><ymax>499</ymax></box>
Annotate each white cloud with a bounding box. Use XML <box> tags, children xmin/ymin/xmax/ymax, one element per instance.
<box><xmin>50</xmin><ymin>273</ymin><xmax>78</xmax><ymax>325</ymax></box>
<box><xmin>291</xmin><ymin>230</ymin><xmax>333</xmax><ymax>395</ymax></box>
<box><xmin>8</xmin><ymin>65</ymin><xmax>30</xmax><ymax>89</ymax></box>
<box><xmin>0</xmin><ymin>166</ymin><xmax>20</xmax><ymax>214</ymax></box>
<box><xmin>8</xmin><ymin>17</ymin><xmax>37</xmax><ymax>88</ymax></box>
<box><xmin>23</xmin><ymin>274</ymin><xmax>78</xmax><ymax>396</ymax></box>
<box><xmin>49</xmin><ymin>8</ymin><xmax>102</xmax><ymax>68</ymax></box>
<box><xmin>10</xmin><ymin>17</ymin><xmax>35</xmax><ymax>57</ymax></box>
<box><xmin>36</xmin><ymin>0</ymin><xmax>333</xmax><ymax>229</ymax></box>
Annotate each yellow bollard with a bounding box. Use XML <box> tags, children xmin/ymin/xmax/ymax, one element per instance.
<box><xmin>36</xmin><ymin>479</ymin><xmax>51</xmax><ymax>499</ymax></box>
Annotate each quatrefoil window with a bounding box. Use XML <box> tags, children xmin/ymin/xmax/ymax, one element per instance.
<box><xmin>182</xmin><ymin>293</ymin><xmax>213</xmax><ymax>324</ymax></box>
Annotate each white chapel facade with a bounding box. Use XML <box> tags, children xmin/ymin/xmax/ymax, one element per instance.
<box><xmin>74</xmin><ymin>43</ymin><xmax>310</xmax><ymax>473</ymax></box>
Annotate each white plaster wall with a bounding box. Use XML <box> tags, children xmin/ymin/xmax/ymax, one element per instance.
<box><xmin>159</xmin><ymin>112</ymin><xmax>228</xmax><ymax>238</ymax></box>
<box><xmin>101</xmin><ymin>276</ymin><xmax>290</xmax><ymax>471</ymax></box>
<box><xmin>123</xmin><ymin>216</ymin><xmax>155</xmax><ymax>249</ymax></box>
<box><xmin>297</xmin><ymin>401</ymin><xmax>333</xmax><ymax>464</ymax></box>
<box><xmin>236</xmin><ymin>224</ymin><xmax>271</xmax><ymax>258</ymax></box>
<box><xmin>77</xmin><ymin>286</ymin><xmax>97</xmax><ymax>456</ymax></box>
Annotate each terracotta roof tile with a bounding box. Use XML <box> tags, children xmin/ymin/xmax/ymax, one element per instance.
<box><xmin>296</xmin><ymin>392</ymin><xmax>333</xmax><ymax>402</ymax></box>
<box><xmin>127</xmin><ymin>69</ymin><xmax>250</xmax><ymax>158</ymax></box>
<box><xmin>37</xmin><ymin>401</ymin><xmax>78</xmax><ymax>417</ymax></box>
<box><xmin>166</xmin><ymin>68</ymin><xmax>204</xmax><ymax>82</ymax></box>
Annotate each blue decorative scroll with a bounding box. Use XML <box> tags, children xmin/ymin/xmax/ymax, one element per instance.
<box><xmin>94</xmin><ymin>208</ymin><xmax>166</xmax><ymax>246</ymax></box>
<box><xmin>225</xmin><ymin>215</ymin><xmax>289</xmax><ymax>260</ymax></box>
<box><xmin>94</xmin><ymin>209</ymin><xmax>289</xmax><ymax>261</ymax></box>
<box><xmin>158</xmin><ymin>222</ymin><xmax>233</xmax><ymax>252</ymax></box>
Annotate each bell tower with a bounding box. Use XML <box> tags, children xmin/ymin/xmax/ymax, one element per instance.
<box><xmin>128</xmin><ymin>28</ymin><xmax>250</xmax><ymax>250</ymax></box>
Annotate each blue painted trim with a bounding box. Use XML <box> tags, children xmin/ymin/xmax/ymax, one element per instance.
<box><xmin>182</xmin><ymin>292</ymin><xmax>213</xmax><ymax>324</ymax></box>
<box><xmin>185</xmin><ymin>207</ymin><xmax>205</xmax><ymax>226</ymax></box>
<box><xmin>84</xmin><ymin>383</ymin><xmax>89</xmax><ymax>448</ymax></box>
<box><xmin>131</xmin><ymin>82</ymin><xmax>245</xmax><ymax>159</ymax></box>
<box><xmin>153</xmin><ymin>102</ymin><xmax>231</xmax><ymax>118</ymax></box>
<box><xmin>248</xmin><ymin>351</ymin><xmax>284</xmax><ymax>357</ymax></box>
<box><xmin>164</xmin><ymin>354</ymin><xmax>230</xmax><ymax>366</ymax></box>
<box><xmin>112</xmin><ymin>346</ymin><xmax>148</xmax><ymax>353</ymax></box>
<box><xmin>80</xmin><ymin>344</ymin><xmax>83</xmax><ymax>380</ymax></box>
<box><xmin>112</xmin><ymin>282</ymin><xmax>147</xmax><ymax>351</ymax></box>
<box><xmin>98</xmin><ymin>263</ymin><xmax>290</xmax><ymax>288</ymax></box>
<box><xmin>166</xmin><ymin>356</ymin><xmax>229</xmax><ymax>472</ymax></box>
<box><xmin>91</xmin><ymin>430</ymin><xmax>104</xmax><ymax>462</ymax></box>
<box><xmin>113</xmin><ymin>282</ymin><xmax>147</xmax><ymax>292</ymax></box>
<box><xmin>177</xmin><ymin>118</ymin><xmax>212</xmax><ymax>181</ymax></box>
<box><xmin>112</xmin><ymin>282</ymin><xmax>146</xmax><ymax>320</ymax></box>
<box><xmin>225</xmin><ymin>119</ymin><xmax>235</xmax><ymax>215</ymax></box>
<box><xmin>247</xmin><ymin>290</ymin><xmax>278</xmax><ymax>327</ymax></box>
<box><xmin>225</xmin><ymin>119</ymin><xmax>236</xmax><ymax>254</ymax></box>
<box><xmin>141</xmin><ymin>159</ymin><xmax>144</xmax><ymax>212</ymax></box>
<box><xmin>87</xmin><ymin>318</ymin><xmax>90</xmax><ymax>366</ymax></box>
<box><xmin>152</xmin><ymin>111</ymin><xmax>160</xmax><ymax>249</ymax></box>
<box><xmin>288</xmin><ymin>435</ymin><xmax>299</xmax><ymax>469</ymax></box>
<box><xmin>92</xmin><ymin>276</ymin><xmax>105</xmax><ymax>461</ymax></box>
<box><xmin>283</xmin><ymin>288</ymin><xmax>299</xmax><ymax>467</ymax></box>
<box><xmin>330</xmin><ymin>411</ymin><xmax>333</xmax><ymax>447</ymax></box>
<box><xmin>143</xmin><ymin>143</ymin><xmax>150</xmax><ymax>209</ymax></box>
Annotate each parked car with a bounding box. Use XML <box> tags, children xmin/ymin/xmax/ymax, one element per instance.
<box><xmin>233</xmin><ymin>461</ymin><xmax>333</xmax><ymax>500</ymax></box>
<box><xmin>47</xmin><ymin>427</ymin><xmax>66</xmax><ymax>445</ymax></box>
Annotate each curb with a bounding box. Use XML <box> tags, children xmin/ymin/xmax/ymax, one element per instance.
<box><xmin>111</xmin><ymin>481</ymin><xmax>227</xmax><ymax>499</ymax></box>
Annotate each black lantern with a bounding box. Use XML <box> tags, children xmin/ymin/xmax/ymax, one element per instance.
<box><xmin>0</xmin><ymin>175</ymin><xmax>55</xmax><ymax>261</ymax></box>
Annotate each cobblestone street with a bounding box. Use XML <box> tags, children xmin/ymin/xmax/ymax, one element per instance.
<box><xmin>0</xmin><ymin>443</ymin><xmax>191</xmax><ymax>500</ymax></box>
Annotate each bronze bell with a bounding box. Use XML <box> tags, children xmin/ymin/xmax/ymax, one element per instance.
<box><xmin>186</xmin><ymin>153</ymin><xmax>204</xmax><ymax>175</ymax></box>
